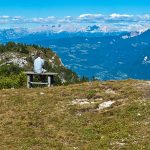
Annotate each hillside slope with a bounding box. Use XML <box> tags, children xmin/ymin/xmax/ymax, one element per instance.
<box><xmin>0</xmin><ymin>80</ymin><xmax>149</xmax><ymax>149</ymax></box>
<box><xmin>0</xmin><ymin>42</ymin><xmax>79</xmax><ymax>88</ymax></box>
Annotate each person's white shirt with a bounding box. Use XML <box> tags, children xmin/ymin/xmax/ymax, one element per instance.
<box><xmin>34</xmin><ymin>57</ymin><xmax>44</xmax><ymax>73</ymax></box>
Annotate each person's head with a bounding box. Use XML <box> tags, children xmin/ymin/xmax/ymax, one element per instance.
<box><xmin>37</xmin><ymin>52</ymin><xmax>43</xmax><ymax>58</ymax></box>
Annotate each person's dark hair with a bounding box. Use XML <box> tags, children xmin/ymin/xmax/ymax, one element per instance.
<box><xmin>37</xmin><ymin>52</ymin><xmax>42</xmax><ymax>57</ymax></box>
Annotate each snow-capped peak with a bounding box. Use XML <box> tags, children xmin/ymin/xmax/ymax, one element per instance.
<box><xmin>122</xmin><ymin>28</ymin><xmax>149</xmax><ymax>39</ymax></box>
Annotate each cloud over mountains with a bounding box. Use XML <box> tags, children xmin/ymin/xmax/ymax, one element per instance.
<box><xmin>0</xmin><ymin>13</ymin><xmax>150</xmax><ymax>32</ymax></box>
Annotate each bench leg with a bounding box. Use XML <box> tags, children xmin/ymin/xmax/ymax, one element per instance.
<box><xmin>27</xmin><ymin>75</ymin><xmax>31</xmax><ymax>88</ymax></box>
<box><xmin>48</xmin><ymin>76</ymin><xmax>51</xmax><ymax>87</ymax></box>
<box><xmin>48</xmin><ymin>75</ymin><xmax>54</xmax><ymax>87</ymax></box>
<box><xmin>27</xmin><ymin>75</ymin><xmax>33</xmax><ymax>88</ymax></box>
<box><xmin>51</xmin><ymin>75</ymin><xmax>54</xmax><ymax>86</ymax></box>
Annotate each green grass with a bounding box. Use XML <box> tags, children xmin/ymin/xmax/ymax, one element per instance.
<box><xmin>0</xmin><ymin>80</ymin><xmax>150</xmax><ymax>149</ymax></box>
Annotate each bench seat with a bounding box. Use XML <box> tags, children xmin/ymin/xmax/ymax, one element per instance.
<box><xmin>24</xmin><ymin>71</ymin><xmax>58</xmax><ymax>88</ymax></box>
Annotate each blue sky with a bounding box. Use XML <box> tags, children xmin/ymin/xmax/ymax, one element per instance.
<box><xmin>0</xmin><ymin>0</ymin><xmax>150</xmax><ymax>31</ymax></box>
<box><xmin>0</xmin><ymin>0</ymin><xmax>150</xmax><ymax>17</ymax></box>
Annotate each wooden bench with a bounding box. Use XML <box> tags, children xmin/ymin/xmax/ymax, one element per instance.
<box><xmin>24</xmin><ymin>72</ymin><xmax>58</xmax><ymax>88</ymax></box>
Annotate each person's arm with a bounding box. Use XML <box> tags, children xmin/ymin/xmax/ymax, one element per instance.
<box><xmin>41</xmin><ymin>59</ymin><xmax>44</xmax><ymax>66</ymax></box>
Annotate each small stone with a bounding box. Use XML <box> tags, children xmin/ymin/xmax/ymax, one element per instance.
<box><xmin>72</xmin><ymin>99</ymin><xmax>89</xmax><ymax>105</ymax></box>
<box><xmin>137</xmin><ymin>113</ymin><xmax>141</xmax><ymax>116</ymax></box>
<box><xmin>105</xmin><ymin>89</ymin><xmax>116</xmax><ymax>94</ymax></box>
<box><xmin>40</xmin><ymin>92</ymin><xmax>44</xmax><ymax>95</ymax></box>
<box><xmin>97</xmin><ymin>100</ymin><xmax>115</xmax><ymax>110</ymax></box>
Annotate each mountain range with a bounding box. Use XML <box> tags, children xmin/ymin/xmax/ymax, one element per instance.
<box><xmin>0</xmin><ymin>27</ymin><xmax>150</xmax><ymax>80</ymax></box>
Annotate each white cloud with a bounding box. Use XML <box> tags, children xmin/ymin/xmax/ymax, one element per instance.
<box><xmin>110</xmin><ymin>13</ymin><xmax>132</xmax><ymax>18</ymax></box>
<box><xmin>138</xmin><ymin>14</ymin><xmax>150</xmax><ymax>20</ymax></box>
<box><xmin>0</xmin><ymin>13</ymin><xmax>150</xmax><ymax>32</ymax></box>
<box><xmin>0</xmin><ymin>16</ymin><xmax>10</xmax><ymax>19</ymax></box>
<box><xmin>47</xmin><ymin>16</ymin><xmax>56</xmax><ymax>19</ymax></box>
<box><xmin>11</xmin><ymin>16</ymin><xmax>24</xmax><ymax>21</ymax></box>
<box><xmin>65</xmin><ymin>16</ymin><xmax>72</xmax><ymax>19</ymax></box>
<box><xmin>78</xmin><ymin>14</ymin><xmax>103</xmax><ymax>19</ymax></box>
<box><xmin>32</xmin><ymin>17</ymin><xmax>44</xmax><ymax>23</ymax></box>
<box><xmin>78</xmin><ymin>14</ymin><xmax>103</xmax><ymax>22</ymax></box>
<box><xmin>0</xmin><ymin>19</ymin><xmax>9</xmax><ymax>24</ymax></box>
<box><xmin>13</xmin><ymin>16</ymin><xmax>23</xmax><ymax>19</ymax></box>
<box><xmin>28</xmin><ymin>16</ymin><xmax>56</xmax><ymax>23</ymax></box>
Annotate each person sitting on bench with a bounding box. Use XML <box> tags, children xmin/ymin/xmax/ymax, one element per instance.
<box><xmin>34</xmin><ymin>52</ymin><xmax>46</xmax><ymax>81</ymax></box>
<box><xmin>34</xmin><ymin>52</ymin><xmax>46</xmax><ymax>73</ymax></box>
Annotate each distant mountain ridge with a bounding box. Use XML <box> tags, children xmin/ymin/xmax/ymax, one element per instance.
<box><xmin>0</xmin><ymin>28</ymin><xmax>150</xmax><ymax>80</ymax></box>
<box><xmin>0</xmin><ymin>27</ymin><xmax>127</xmax><ymax>43</ymax></box>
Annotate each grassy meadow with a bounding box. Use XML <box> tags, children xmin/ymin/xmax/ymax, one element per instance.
<box><xmin>0</xmin><ymin>80</ymin><xmax>150</xmax><ymax>149</ymax></box>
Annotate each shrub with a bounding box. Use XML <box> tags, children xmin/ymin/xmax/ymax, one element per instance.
<box><xmin>0</xmin><ymin>64</ymin><xmax>23</xmax><ymax>76</ymax></box>
<box><xmin>0</xmin><ymin>72</ymin><xmax>26</xmax><ymax>89</ymax></box>
<box><xmin>0</xmin><ymin>76</ymin><xmax>18</xmax><ymax>89</ymax></box>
